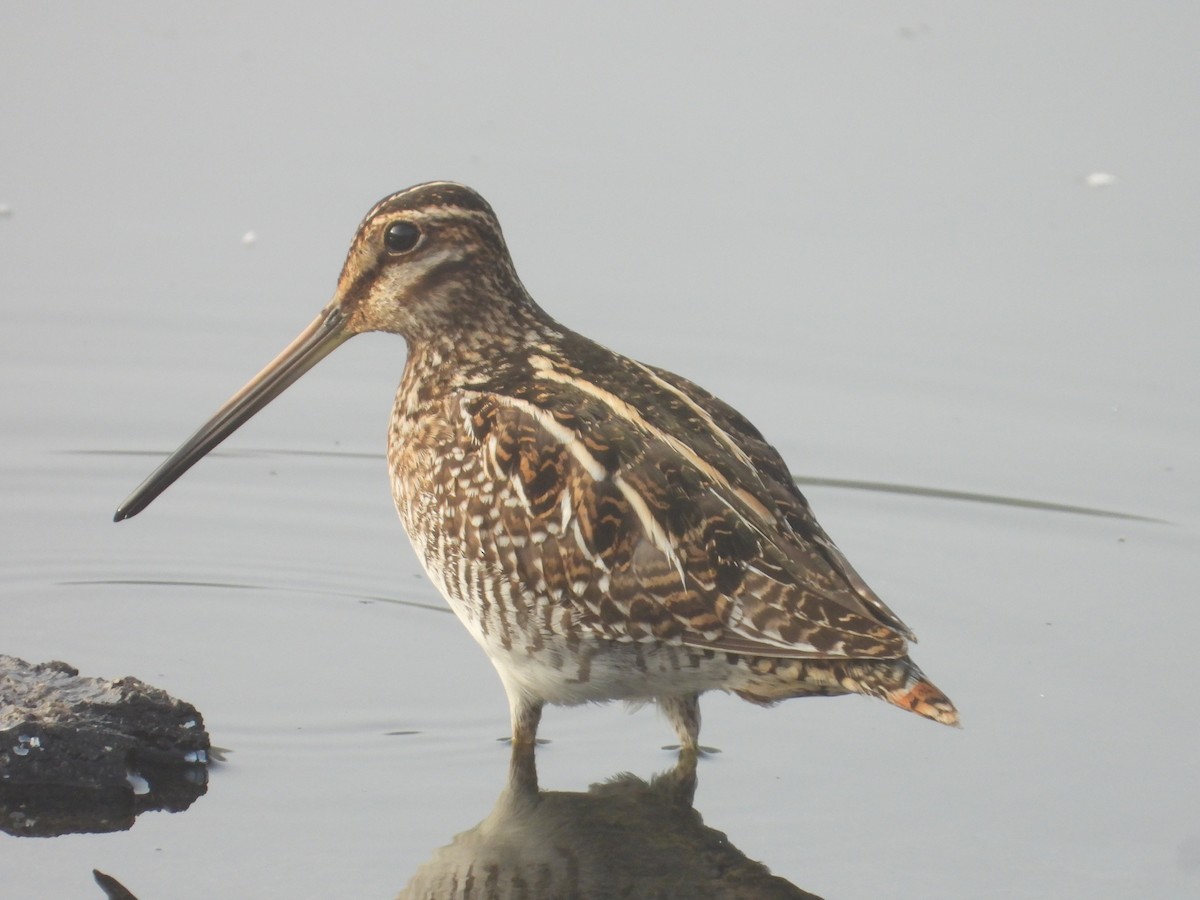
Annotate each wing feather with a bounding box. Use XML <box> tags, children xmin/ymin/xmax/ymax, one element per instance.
<box><xmin>462</xmin><ymin>373</ymin><xmax>909</xmax><ymax>661</ymax></box>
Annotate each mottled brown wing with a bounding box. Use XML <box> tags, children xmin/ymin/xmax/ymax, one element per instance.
<box><xmin>644</xmin><ymin>365</ymin><xmax>918</xmax><ymax>642</ymax></box>
<box><xmin>462</xmin><ymin>387</ymin><xmax>907</xmax><ymax>660</ymax></box>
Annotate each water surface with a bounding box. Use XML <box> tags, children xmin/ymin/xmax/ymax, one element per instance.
<box><xmin>3</xmin><ymin>4</ymin><xmax>1198</xmax><ymax>898</ymax></box>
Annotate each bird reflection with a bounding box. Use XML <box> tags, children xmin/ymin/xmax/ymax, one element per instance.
<box><xmin>398</xmin><ymin>748</ymin><xmax>821</xmax><ymax>900</ymax></box>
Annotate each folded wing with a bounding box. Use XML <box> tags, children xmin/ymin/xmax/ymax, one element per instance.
<box><xmin>460</xmin><ymin>365</ymin><xmax>911</xmax><ymax>661</ymax></box>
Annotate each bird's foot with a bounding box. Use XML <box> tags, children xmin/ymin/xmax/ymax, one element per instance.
<box><xmin>660</xmin><ymin>743</ymin><xmax>720</xmax><ymax>756</ymax></box>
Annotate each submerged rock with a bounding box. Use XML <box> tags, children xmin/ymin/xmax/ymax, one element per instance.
<box><xmin>93</xmin><ymin>869</ymin><xmax>140</xmax><ymax>900</ymax></box>
<box><xmin>0</xmin><ymin>655</ymin><xmax>209</xmax><ymax>836</ymax></box>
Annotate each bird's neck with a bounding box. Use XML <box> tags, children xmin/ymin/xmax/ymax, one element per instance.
<box><xmin>399</xmin><ymin>285</ymin><xmax>568</xmax><ymax>396</ymax></box>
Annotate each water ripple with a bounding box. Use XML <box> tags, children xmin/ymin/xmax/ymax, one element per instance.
<box><xmin>74</xmin><ymin>448</ymin><xmax>1166</xmax><ymax>523</ymax></box>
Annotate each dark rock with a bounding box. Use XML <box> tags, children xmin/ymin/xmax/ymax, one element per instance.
<box><xmin>94</xmin><ymin>869</ymin><xmax>140</xmax><ymax>900</ymax></box>
<box><xmin>0</xmin><ymin>655</ymin><xmax>209</xmax><ymax>836</ymax></box>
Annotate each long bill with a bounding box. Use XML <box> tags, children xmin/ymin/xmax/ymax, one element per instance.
<box><xmin>114</xmin><ymin>304</ymin><xmax>352</xmax><ymax>521</ymax></box>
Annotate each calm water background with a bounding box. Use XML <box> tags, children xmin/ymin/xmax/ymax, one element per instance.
<box><xmin>3</xmin><ymin>3</ymin><xmax>1199</xmax><ymax>897</ymax></box>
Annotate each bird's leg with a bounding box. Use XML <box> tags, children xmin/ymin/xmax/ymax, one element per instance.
<box><xmin>652</xmin><ymin>749</ymin><xmax>698</xmax><ymax>807</ymax></box>
<box><xmin>497</xmin><ymin>681</ymin><xmax>542</xmax><ymax>799</ymax></box>
<box><xmin>506</xmin><ymin>735</ymin><xmax>540</xmax><ymax>798</ymax></box>
<box><xmin>508</xmin><ymin>689</ymin><xmax>544</xmax><ymax>749</ymax></box>
<box><xmin>658</xmin><ymin>693</ymin><xmax>701</xmax><ymax>754</ymax></box>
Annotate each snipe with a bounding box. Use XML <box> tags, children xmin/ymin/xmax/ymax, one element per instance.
<box><xmin>116</xmin><ymin>182</ymin><xmax>958</xmax><ymax>753</ymax></box>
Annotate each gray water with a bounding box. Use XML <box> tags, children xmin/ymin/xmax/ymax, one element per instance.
<box><xmin>3</xmin><ymin>4</ymin><xmax>1199</xmax><ymax>897</ymax></box>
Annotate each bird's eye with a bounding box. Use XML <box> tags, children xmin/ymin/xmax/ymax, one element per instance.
<box><xmin>384</xmin><ymin>220</ymin><xmax>421</xmax><ymax>254</ymax></box>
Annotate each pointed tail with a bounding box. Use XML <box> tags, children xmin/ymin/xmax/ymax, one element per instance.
<box><xmin>886</xmin><ymin>670</ymin><xmax>959</xmax><ymax>726</ymax></box>
<box><xmin>845</xmin><ymin>656</ymin><xmax>960</xmax><ymax>727</ymax></box>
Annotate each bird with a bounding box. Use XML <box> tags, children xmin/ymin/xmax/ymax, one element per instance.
<box><xmin>115</xmin><ymin>181</ymin><xmax>958</xmax><ymax>755</ymax></box>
